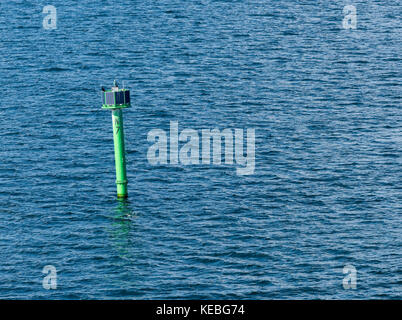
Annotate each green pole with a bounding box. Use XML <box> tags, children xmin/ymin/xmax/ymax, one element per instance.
<box><xmin>101</xmin><ymin>80</ymin><xmax>131</xmax><ymax>198</ymax></box>
<box><xmin>112</xmin><ymin>109</ymin><xmax>128</xmax><ymax>198</ymax></box>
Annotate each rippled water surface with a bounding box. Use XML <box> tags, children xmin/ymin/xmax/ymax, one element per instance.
<box><xmin>0</xmin><ymin>1</ymin><xmax>401</xmax><ymax>299</ymax></box>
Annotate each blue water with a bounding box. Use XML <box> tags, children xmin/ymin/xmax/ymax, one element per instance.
<box><xmin>0</xmin><ymin>0</ymin><xmax>401</xmax><ymax>299</ymax></box>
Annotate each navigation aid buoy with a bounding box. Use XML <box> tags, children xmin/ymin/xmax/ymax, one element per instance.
<box><xmin>101</xmin><ymin>80</ymin><xmax>131</xmax><ymax>198</ymax></box>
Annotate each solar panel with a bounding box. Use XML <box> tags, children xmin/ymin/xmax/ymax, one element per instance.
<box><xmin>106</xmin><ymin>92</ymin><xmax>114</xmax><ymax>105</ymax></box>
<box><xmin>115</xmin><ymin>91</ymin><xmax>125</xmax><ymax>105</ymax></box>
<box><xmin>125</xmin><ymin>90</ymin><xmax>130</xmax><ymax>104</ymax></box>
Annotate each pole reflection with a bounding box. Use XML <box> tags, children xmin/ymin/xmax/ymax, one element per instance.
<box><xmin>108</xmin><ymin>198</ymin><xmax>138</xmax><ymax>260</ymax></box>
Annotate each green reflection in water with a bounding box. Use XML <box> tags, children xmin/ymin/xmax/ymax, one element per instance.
<box><xmin>108</xmin><ymin>198</ymin><xmax>138</xmax><ymax>261</ymax></box>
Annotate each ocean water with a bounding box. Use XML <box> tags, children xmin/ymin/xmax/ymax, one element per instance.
<box><xmin>0</xmin><ymin>0</ymin><xmax>401</xmax><ymax>299</ymax></box>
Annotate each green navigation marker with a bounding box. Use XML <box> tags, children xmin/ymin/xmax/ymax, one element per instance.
<box><xmin>101</xmin><ymin>80</ymin><xmax>131</xmax><ymax>198</ymax></box>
